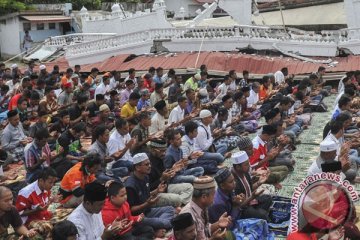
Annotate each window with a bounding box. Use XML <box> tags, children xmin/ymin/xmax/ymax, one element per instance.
<box><xmin>49</xmin><ymin>23</ymin><xmax>56</xmax><ymax>29</ymax></box>
<box><xmin>36</xmin><ymin>23</ymin><xmax>44</xmax><ymax>30</ymax></box>
<box><xmin>23</xmin><ymin>22</ymin><xmax>31</xmax><ymax>31</ymax></box>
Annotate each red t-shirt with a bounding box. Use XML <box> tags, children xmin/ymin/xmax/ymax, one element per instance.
<box><xmin>249</xmin><ymin>135</ymin><xmax>268</xmax><ymax>168</ymax></box>
<box><xmin>16</xmin><ymin>181</ymin><xmax>52</xmax><ymax>225</ymax></box>
<box><xmin>8</xmin><ymin>93</ymin><xmax>22</xmax><ymax>110</ymax></box>
<box><xmin>143</xmin><ymin>78</ymin><xmax>154</xmax><ymax>93</ymax></box>
<box><xmin>287</xmin><ymin>232</ymin><xmax>317</xmax><ymax>240</ymax></box>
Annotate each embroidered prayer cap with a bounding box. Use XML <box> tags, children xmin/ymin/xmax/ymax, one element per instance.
<box><xmin>199</xmin><ymin>88</ymin><xmax>208</xmax><ymax>97</ymax></box>
<box><xmin>172</xmin><ymin>213</ymin><xmax>194</xmax><ymax>231</ymax></box>
<box><xmin>193</xmin><ymin>176</ymin><xmax>216</xmax><ymax>190</ymax></box>
<box><xmin>320</xmin><ymin>139</ymin><xmax>337</xmax><ymax>152</ymax></box>
<box><xmin>154</xmin><ymin>100</ymin><xmax>166</xmax><ymax>111</ymax></box>
<box><xmin>199</xmin><ymin>109</ymin><xmax>212</xmax><ymax>119</ymax></box>
<box><xmin>194</xmin><ymin>73</ymin><xmax>201</xmax><ymax>80</ymax></box>
<box><xmin>133</xmin><ymin>152</ymin><xmax>149</xmax><ymax>165</ymax></box>
<box><xmin>39</xmin><ymin>65</ymin><xmax>46</xmax><ymax>70</ymax></box>
<box><xmin>11</xmin><ymin>64</ymin><xmax>18</xmax><ymax>69</ymax></box>
<box><xmin>214</xmin><ymin>168</ymin><xmax>232</xmax><ymax>184</ymax></box>
<box><xmin>149</xmin><ymin>140</ymin><xmax>167</xmax><ymax>148</ymax></box>
<box><xmin>237</xmin><ymin>136</ymin><xmax>252</xmax><ymax>150</ymax></box>
<box><xmin>99</xmin><ymin>104</ymin><xmax>110</xmax><ymax>112</ymax></box>
<box><xmin>84</xmin><ymin>181</ymin><xmax>107</xmax><ymax>202</ymax></box>
<box><xmin>232</xmin><ymin>151</ymin><xmax>249</xmax><ymax>165</ymax></box>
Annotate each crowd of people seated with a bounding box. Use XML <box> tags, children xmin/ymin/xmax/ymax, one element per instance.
<box><xmin>0</xmin><ymin>61</ymin><xmax>357</xmax><ymax>240</ymax></box>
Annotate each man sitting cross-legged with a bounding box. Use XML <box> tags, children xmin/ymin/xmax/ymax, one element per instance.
<box><xmin>102</xmin><ymin>181</ymin><xmax>154</xmax><ymax>240</ymax></box>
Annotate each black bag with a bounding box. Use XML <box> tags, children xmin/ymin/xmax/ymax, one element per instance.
<box><xmin>259</xmin><ymin>93</ymin><xmax>283</xmax><ymax>116</ymax></box>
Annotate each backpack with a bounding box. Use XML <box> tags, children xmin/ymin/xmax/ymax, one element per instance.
<box><xmin>259</xmin><ymin>93</ymin><xmax>283</xmax><ymax>117</ymax></box>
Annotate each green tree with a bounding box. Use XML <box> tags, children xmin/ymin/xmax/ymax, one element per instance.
<box><xmin>0</xmin><ymin>0</ymin><xmax>27</xmax><ymax>15</ymax></box>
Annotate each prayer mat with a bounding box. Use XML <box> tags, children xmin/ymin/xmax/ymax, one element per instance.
<box><xmin>268</xmin><ymin>196</ymin><xmax>292</xmax><ymax>237</ymax></box>
<box><xmin>232</xmin><ymin>218</ymin><xmax>275</xmax><ymax>240</ymax></box>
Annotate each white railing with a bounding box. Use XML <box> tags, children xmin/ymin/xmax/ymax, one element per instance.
<box><xmin>60</xmin><ymin>25</ymin><xmax>360</xmax><ymax>58</ymax></box>
<box><xmin>43</xmin><ymin>33</ymin><xmax>117</xmax><ymax>47</ymax></box>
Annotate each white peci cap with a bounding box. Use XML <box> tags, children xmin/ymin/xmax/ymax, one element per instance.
<box><xmin>232</xmin><ymin>151</ymin><xmax>249</xmax><ymax>165</ymax></box>
<box><xmin>319</xmin><ymin>139</ymin><xmax>337</xmax><ymax>152</ymax></box>
<box><xmin>133</xmin><ymin>153</ymin><xmax>149</xmax><ymax>164</ymax></box>
<box><xmin>199</xmin><ymin>109</ymin><xmax>212</xmax><ymax>119</ymax></box>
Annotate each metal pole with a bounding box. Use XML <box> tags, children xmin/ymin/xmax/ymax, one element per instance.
<box><xmin>278</xmin><ymin>0</ymin><xmax>286</xmax><ymax>31</ymax></box>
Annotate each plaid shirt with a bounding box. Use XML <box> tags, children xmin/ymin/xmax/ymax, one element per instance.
<box><xmin>230</xmin><ymin>102</ymin><xmax>242</xmax><ymax>118</ymax></box>
<box><xmin>24</xmin><ymin>141</ymin><xmax>51</xmax><ymax>169</ymax></box>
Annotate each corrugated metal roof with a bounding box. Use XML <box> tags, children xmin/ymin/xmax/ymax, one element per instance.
<box><xmin>41</xmin><ymin>52</ymin><xmax>360</xmax><ymax>75</ymax></box>
<box><xmin>21</xmin><ymin>15</ymin><xmax>72</xmax><ymax>23</ymax></box>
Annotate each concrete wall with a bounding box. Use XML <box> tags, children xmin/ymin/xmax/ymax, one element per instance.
<box><xmin>165</xmin><ymin>0</ymin><xmax>202</xmax><ymax>18</ymax></box>
<box><xmin>0</xmin><ymin>18</ymin><xmax>64</xmax><ymax>58</ymax></box>
<box><xmin>0</xmin><ymin>16</ymin><xmax>21</xmax><ymax>57</ymax></box>
<box><xmin>82</xmin><ymin>11</ymin><xmax>172</xmax><ymax>35</ymax></box>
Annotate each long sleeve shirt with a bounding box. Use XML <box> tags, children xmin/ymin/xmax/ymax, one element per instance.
<box><xmin>247</xmin><ymin>89</ymin><xmax>259</xmax><ymax>108</ymax></box>
<box><xmin>194</xmin><ymin>123</ymin><xmax>213</xmax><ymax>151</ymax></box>
<box><xmin>164</xmin><ymin>145</ymin><xmax>183</xmax><ymax>169</ymax></box>
<box><xmin>149</xmin><ymin>112</ymin><xmax>166</xmax><ymax>134</ymax></box>
<box><xmin>1</xmin><ymin>123</ymin><xmax>26</xmax><ymax>151</ymax></box>
<box><xmin>208</xmin><ymin>189</ymin><xmax>240</xmax><ymax>229</ymax></box>
<box><xmin>180</xmin><ymin>135</ymin><xmax>194</xmax><ymax>159</ymax></box>
<box><xmin>68</xmin><ymin>203</ymin><xmax>104</xmax><ymax>240</ymax></box>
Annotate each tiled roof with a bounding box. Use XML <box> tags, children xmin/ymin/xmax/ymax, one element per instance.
<box><xmin>40</xmin><ymin>52</ymin><xmax>360</xmax><ymax>75</ymax></box>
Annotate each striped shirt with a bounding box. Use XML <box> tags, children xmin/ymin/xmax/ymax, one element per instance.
<box><xmin>24</xmin><ymin>141</ymin><xmax>51</xmax><ymax>169</ymax></box>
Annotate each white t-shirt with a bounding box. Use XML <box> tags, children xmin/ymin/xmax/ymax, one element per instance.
<box><xmin>274</xmin><ymin>71</ymin><xmax>285</xmax><ymax>85</ymax></box>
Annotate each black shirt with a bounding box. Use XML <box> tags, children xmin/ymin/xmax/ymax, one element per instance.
<box><xmin>87</xmin><ymin>102</ymin><xmax>99</xmax><ymax>118</ymax></box>
<box><xmin>57</xmin><ymin>130</ymin><xmax>82</xmax><ymax>156</ymax></box>
<box><xmin>148</xmin><ymin>152</ymin><xmax>165</xmax><ymax>191</ymax></box>
<box><xmin>49</xmin><ymin>121</ymin><xmax>69</xmax><ymax>135</ymax></box>
<box><xmin>0</xmin><ymin>207</ymin><xmax>22</xmax><ymax>233</ymax></box>
<box><xmin>69</xmin><ymin>105</ymin><xmax>82</xmax><ymax>121</ymax></box>
<box><xmin>125</xmin><ymin>174</ymin><xmax>150</xmax><ymax>215</ymax></box>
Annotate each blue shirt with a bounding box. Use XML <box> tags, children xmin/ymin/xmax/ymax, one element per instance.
<box><xmin>208</xmin><ymin>188</ymin><xmax>240</xmax><ymax>229</ymax></box>
<box><xmin>153</xmin><ymin>75</ymin><xmax>163</xmax><ymax>84</ymax></box>
<box><xmin>137</xmin><ymin>99</ymin><xmax>150</xmax><ymax>111</ymax></box>
<box><xmin>164</xmin><ymin>145</ymin><xmax>183</xmax><ymax>170</ymax></box>
<box><xmin>332</xmin><ymin>106</ymin><xmax>341</xmax><ymax>120</ymax></box>
<box><xmin>185</xmin><ymin>99</ymin><xmax>193</xmax><ymax>115</ymax></box>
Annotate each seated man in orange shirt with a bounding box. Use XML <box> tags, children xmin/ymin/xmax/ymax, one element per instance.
<box><xmin>259</xmin><ymin>75</ymin><xmax>273</xmax><ymax>102</ymax></box>
<box><xmin>59</xmin><ymin>153</ymin><xmax>101</xmax><ymax>208</ymax></box>
<box><xmin>61</xmin><ymin>68</ymin><xmax>73</xmax><ymax>87</ymax></box>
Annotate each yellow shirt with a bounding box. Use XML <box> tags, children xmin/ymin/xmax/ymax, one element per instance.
<box><xmin>120</xmin><ymin>102</ymin><xmax>137</xmax><ymax>118</ymax></box>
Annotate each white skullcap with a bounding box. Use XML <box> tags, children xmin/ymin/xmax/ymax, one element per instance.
<box><xmin>232</xmin><ymin>151</ymin><xmax>249</xmax><ymax>165</ymax></box>
<box><xmin>199</xmin><ymin>109</ymin><xmax>212</xmax><ymax>119</ymax></box>
<box><xmin>11</xmin><ymin>64</ymin><xmax>18</xmax><ymax>69</ymax></box>
<box><xmin>133</xmin><ymin>153</ymin><xmax>149</xmax><ymax>164</ymax></box>
<box><xmin>194</xmin><ymin>73</ymin><xmax>201</xmax><ymax>80</ymax></box>
<box><xmin>199</xmin><ymin>88</ymin><xmax>208</xmax><ymax>97</ymax></box>
<box><xmin>320</xmin><ymin>139</ymin><xmax>337</xmax><ymax>152</ymax></box>
<box><xmin>99</xmin><ymin>104</ymin><xmax>110</xmax><ymax>112</ymax></box>
<box><xmin>39</xmin><ymin>65</ymin><xmax>46</xmax><ymax>70</ymax></box>
<box><xmin>71</xmin><ymin>73</ymin><xmax>79</xmax><ymax>79</ymax></box>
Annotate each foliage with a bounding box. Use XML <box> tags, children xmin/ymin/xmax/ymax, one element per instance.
<box><xmin>0</xmin><ymin>0</ymin><xmax>27</xmax><ymax>15</ymax></box>
<box><xmin>0</xmin><ymin>0</ymin><xmax>150</xmax><ymax>15</ymax></box>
